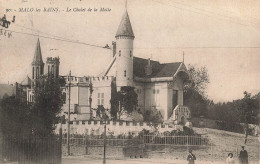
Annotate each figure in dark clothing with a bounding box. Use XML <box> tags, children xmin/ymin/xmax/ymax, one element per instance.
<box><xmin>187</xmin><ymin>149</ymin><xmax>196</xmax><ymax>164</ymax></box>
<box><xmin>239</xmin><ymin>146</ymin><xmax>248</xmax><ymax>164</ymax></box>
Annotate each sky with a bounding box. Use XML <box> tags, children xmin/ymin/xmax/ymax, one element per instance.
<box><xmin>0</xmin><ymin>0</ymin><xmax>260</xmax><ymax>102</ymax></box>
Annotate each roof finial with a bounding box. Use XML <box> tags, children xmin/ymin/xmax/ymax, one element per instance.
<box><xmin>183</xmin><ymin>51</ymin><xmax>185</xmax><ymax>63</ymax></box>
<box><xmin>125</xmin><ymin>0</ymin><xmax>127</xmax><ymax>11</ymax></box>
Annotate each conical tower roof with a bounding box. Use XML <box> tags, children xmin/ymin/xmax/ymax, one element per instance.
<box><xmin>32</xmin><ymin>38</ymin><xmax>43</xmax><ymax>65</ymax></box>
<box><xmin>115</xmin><ymin>11</ymin><xmax>135</xmax><ymax>39</ymax></box>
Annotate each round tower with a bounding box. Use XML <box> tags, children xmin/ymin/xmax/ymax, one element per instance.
<box><xmin>115</xmin><ymin>10</ymin><xmax>135</xmax><ymax>87</ymax></box>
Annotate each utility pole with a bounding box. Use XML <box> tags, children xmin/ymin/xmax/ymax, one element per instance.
<box><xmin>103</xmin><ymin>118</ymin><xmax>107</xmax><ymax>164</ymax></box>
<box><xmin>67</xmin><ymin>70</ymin><xmax>71</xmax><ymax>156</ymax></box>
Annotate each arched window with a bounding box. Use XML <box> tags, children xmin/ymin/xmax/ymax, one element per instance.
<box><xmin>124</xmin><ymin>70</ymin><xmax>126</xmax><ymax>77</ymax></box>
<box><xmin>51</xmin><ymin>65</ymin><xmax>54</xmax><ymax>76</ymax></box>
<box><xmin>36</xmin><ymin>67</ymin><xmax>39</xmax><ymax>78</ymax></box>
<box><xmin>32</xmin><ymin>67</ymin><xmax>34</xmax><ymax>79</ymax></box>
<box><xmin>119</xmin><ymin>50</ymin><xmax>121</xmax><ymax>57</ymax></box>
<box><xmin>130</xmin><ymin>50</ymin><xmax>132</xmax><ymax>57</ymax></box>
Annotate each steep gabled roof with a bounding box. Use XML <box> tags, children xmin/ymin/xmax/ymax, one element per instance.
<box><xmin>133</xmin><ymin>57</ymin><xmax>182</xmax><ymax>78</ymax></box>
<box><xmin>115</xmin><ymin>11</ymin><xmax>135</xmax><ymax>38</ymax></box>
<box><xmin>32</xmin><ymin>38</ymin><xmax>44</xmax><ymax>65</ymax></box>
<box><xmin>21</xmin><ymin>75</ymin><xmax>31</xmax><ymax>86</ymax></box>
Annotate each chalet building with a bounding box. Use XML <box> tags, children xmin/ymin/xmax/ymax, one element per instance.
<box><xmin>21</xmin><ymin>7</ymin><xmax>191</xmax><ymax>126</ymax></box>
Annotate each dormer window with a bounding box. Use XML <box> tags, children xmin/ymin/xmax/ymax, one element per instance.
<box><xmin>119</xmin><ymin>50</ymin><xmax>121</xmax><ymax>57</ymax></box>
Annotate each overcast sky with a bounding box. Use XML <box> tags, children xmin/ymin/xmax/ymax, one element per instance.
<box><xmin>0</xmin><ymin>0</ymin><xmax>259</xmax><ymax>102</ymax></box>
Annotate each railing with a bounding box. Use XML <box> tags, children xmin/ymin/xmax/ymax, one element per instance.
<box><xmin>62</xmin><ymin>136</ymin><xmax>143</xmax><ymax>147</ymax></box>
<box><xmin>61</xmin><ymin>135</ymin><xmax>209</xmax><ymax>147</ymax></box>
<box><xmin>143</xmin><ymin>135</ymin><xmax>209</xmax><ymax>145</ymax></box>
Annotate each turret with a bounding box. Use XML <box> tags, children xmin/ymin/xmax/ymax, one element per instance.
<box><xmin>115</xmin><ymin>10</ymin><xmax>135</xmax><ymax>87</ymax></box>
<box><xmin>31</xmin><ymin>38</ymin><xmax>44</xmax><ymax>87</ymax></box>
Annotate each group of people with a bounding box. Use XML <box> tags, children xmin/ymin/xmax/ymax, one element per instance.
<box><xmin>187</xmin><ymin>146</ymin><xmax>249</xmax><ymax>164</ymax></box>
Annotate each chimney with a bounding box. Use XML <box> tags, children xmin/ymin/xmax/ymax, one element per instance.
<box><xmin>112</xmin><ymin>41</ymin><xmax>116</xmax><ymax>57</ymax></box>
<box><xmin>145</xmin><ymin>58</ymin><xmax>152</xmax><ymax>76</ymax></box>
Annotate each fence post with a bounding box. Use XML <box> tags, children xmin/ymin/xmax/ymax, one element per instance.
<box><xmin>59</xmin><ymin>123</ymin><xmax>63</xmax><ymax>164</ymax></box>
<box><xmin>142</xmin><ymin>131</ymin><xmax>145</xmax><ymax>146</ymax></box>
<box><xmin>85</xmin><ymin>131</ymin><xmax>88</xmax><ymax>155</ymax></box>
<box><xmin>186</xmin><ymin>136</ymin><xmax>188</xmax><ymax>153</ymax></box>
<box><xmin>211</xmin><ymin>143</ymin><xmax>213</xmax><ymax>162</ymax></box>
<box><xmin>164</xmin><ymin>135</ymin><xmax>166</xmax><ymax>155</ymax></box>
<box><xmin>123</xmin><ymin>135</ymin><xmax>125</xmax><ymax>147</ymax></box>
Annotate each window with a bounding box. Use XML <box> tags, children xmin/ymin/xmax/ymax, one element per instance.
<box><xmin>51</xmin><ymin>65</ymin><xmax>54</xmax><ymax>75</ymax></box>
<box><xmin>136</xmin><ymin>89</ymin><xmax>142</xmax><ymax>94</ymax></box>
<box><xmin>98</xmin><ymin>93</ymin><xmax>104</xmax><ymax>105</ymax></box>
<box><xmin>62</xmin><ymin>92</ymin><xmax>66</xmax><ymax>104</ymax></box>
<box><xmin>152</xmin><ymin>89</ymin><xmax>160</xmax><ymax>106</ymax></box>
<box><xmin>82</xmin><ymin>121</ymin><xmax>85</xmax><ymax>125</ymax></box>
<box><xmin>101</xmin><ymin>93</ymin><xmax>104</xmax><ymax>105</ymax></box>
<box><xmin>124</xmin><ymin>70</ymin><xmax>126</xmax><ymax>77</ymax></box>
<box><xmin>119</xmin><ymin>50</ymin><xmax>121</xmax><ymax>56</ymax></box>
<box><xmin>130</xmin><ymin>51</ymin><xmax>132</xmax><ymax>57</ymax></box>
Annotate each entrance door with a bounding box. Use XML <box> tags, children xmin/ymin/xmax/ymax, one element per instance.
<box><xmin>181</xmin><ymin>116</ymin><xmax>185</xmax><ymax>125</ymax></box>
<box><xmin>172</xmin><ymin>90</ymin><xmax>178</xmax><ymax>109</ymax></box>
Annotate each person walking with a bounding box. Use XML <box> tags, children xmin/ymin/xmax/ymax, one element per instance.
<box><xmin>187</xmin><ymin>149</ymin><xmax>196</xmax><ymax>164</ymax></box>
<box><xmin>239</xmin><ymin>146</ymin><xmax>248</xmax><ymax>164</ymax></box>
<box><xmin>226</xmin><ymin>153</ymin><xmax>235</xmax><ymax>164</ymax></box>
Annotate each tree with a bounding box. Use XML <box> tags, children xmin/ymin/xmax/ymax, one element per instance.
<box><xmin>30</xmin><ymin>75</ymin><xmax>64</xmax><ymax>137</ymax></box>
<box><xmin>0</xmin><ymin>76</ymin><xmax>64</xmax><ymax>137</ymax></box>
<box><xmin>120</xmin><ymin>86</ymin><xmax>138</xmax><ymax>114</ymax></box>
<box><xmin>110</xmin><ymin>86</ymin><xmax>138</xmax><ymax>120</ymax></box>
<box><xmin>110</xmin><ymin>79</ymin><xmax>118</xmax><ymax>120</ymax></box>
<box><xmin>0</xmin><ymin>96</ymin><xmax>31</xmax><ymax>137</ymax></box>
<box><xmin>89</xmin><ymin>82</ymin><xmax>93</xmax><ymax>109</ymax></box>
<box><xmin>183</xmin><ymin>64</ymin><xmax>210</xmax><ymax>117</ymax></box>
<box><xmin>143</xmin><ymin>108</ymin><xmax>163</xmax><ymax>129</ymax></box>
<box><xmin>96</xmin><ymin>105</ymin><xmax>109</xmax><ymax>120</ymax></box>
<box><xmin>184</xmin><ymin>64</ymin><xmax>209</xmax><ymax>95</ymax></box>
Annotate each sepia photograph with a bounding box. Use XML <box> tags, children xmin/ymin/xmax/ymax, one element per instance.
<box><xmin>0</xmin><ymin>0</ymin><xmax>259</xmax><ymax>163</ymax></box>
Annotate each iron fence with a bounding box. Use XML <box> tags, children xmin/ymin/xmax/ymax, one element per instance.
<box><xmin>143</xmin><ymin>135</ymin><xmax>209</xmax><ymax>145</ymax></box>
<box><xmin>62</xmin><ymin>136</ymin><xmax>143</xmax><ymax>147</ymax></box>
<box><xmin>61</xmin><ymin>135</ymin><xmax>209</xmax><ymax>147</ymax></box>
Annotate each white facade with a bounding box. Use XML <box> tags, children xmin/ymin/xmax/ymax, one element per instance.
<box><xmin>115</xmin><ymin>37</ymin><xmax>134</xmax><ymax>87</ymax></box>
<box><xmin>25</xmin><ymin>8</ymin><xmax>191</xmax><ymax>127</ymax></box>
<box><xmin>59</xmin><ymin>9</ymin><xmax>191</xmax><ymax>125</ymax></box>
